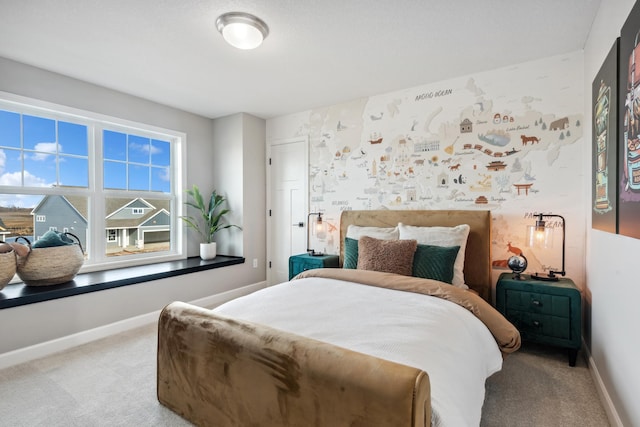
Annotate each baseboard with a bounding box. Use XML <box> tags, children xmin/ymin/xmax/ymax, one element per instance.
<box><xmin>0</xmin><ymin>281</ymin><xmax>266</xmax><ymax>370</ymax></box>
<box><xmin>583</xmin><ymin>338</ymin><xmax>624</xmax><ymax>427</ymax></box>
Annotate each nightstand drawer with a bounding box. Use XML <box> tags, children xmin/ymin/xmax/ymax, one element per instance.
<box><xmin>506</xmin><ymin>309</ymin><xmax>571</xmax><ymax>340</ymax></box>
<box><xmin>505</xmin><ymin>289</ymin><xmax>571</xmax><ymax>317</ymax></box>
<box><xmin>290</xmin><ymin>258</ymin><xmax>317</xmax><ymax>275</ymax></box>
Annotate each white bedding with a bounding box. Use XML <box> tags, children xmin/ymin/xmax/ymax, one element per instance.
<box><xmin>214</xmin><ymin>276</ymin><xmax>503</xmax><ymax>427</ymax></box>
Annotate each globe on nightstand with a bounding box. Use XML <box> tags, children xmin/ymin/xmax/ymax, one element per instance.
<box><xmin>507</xmin><ymin>254</ymin><xmax>528</xmax><ymax>280</ymax></box>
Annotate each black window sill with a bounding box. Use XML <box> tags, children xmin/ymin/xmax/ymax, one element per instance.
<box><xmin>0</xmin><ymin>255</ymin><xmax>245</xmax><ymax>309</ymax></box>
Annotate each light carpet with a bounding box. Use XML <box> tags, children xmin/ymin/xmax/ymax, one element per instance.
<box><xmin>0</xmin><ymin>324</ymin><xmax>609</xmax><ymax>426</ymax></box>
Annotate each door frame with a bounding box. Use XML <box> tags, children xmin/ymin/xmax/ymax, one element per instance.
<box><xmin>266</xmin><ymin>135</ymin><xmax>309</xmax><ymax>286</ymax></box>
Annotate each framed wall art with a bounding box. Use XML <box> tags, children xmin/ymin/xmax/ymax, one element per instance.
<box><xmin>592</xmin><ymin>38</ymin><xmax>619</xmax><ymax>234</ymax></box>
<box><xmin>619</xmin><ymin>2</ymin><xmax>640</xmax><ymax>239</ymax></box>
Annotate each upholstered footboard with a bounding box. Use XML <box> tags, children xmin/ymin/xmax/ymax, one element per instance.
<box><xmin>157</xmin><ymin>301</ymin><xmax>431</xmax><ymax>427</ymax></box>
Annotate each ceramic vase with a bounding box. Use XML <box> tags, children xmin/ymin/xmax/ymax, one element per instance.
<box><xmin>200</xmin><ymin>242</ymin><xmax>217</xmax><ymax>260</ymax></box>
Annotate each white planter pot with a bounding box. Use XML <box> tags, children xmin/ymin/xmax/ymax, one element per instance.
<box><xmin>200</xmin><ymin>242</ymin><xmax>217</xmax><ymax>260</ymax></box>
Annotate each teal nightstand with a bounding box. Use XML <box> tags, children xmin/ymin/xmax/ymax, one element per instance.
<box><xmin>288</xmin><ymin>253</ymin><xmax>339</xmax><ymax>280</ymax></box>
<box><xmin>496</xmin><ymin>272</ymin><xmax>582</xmax><ymax>366</ymax></box>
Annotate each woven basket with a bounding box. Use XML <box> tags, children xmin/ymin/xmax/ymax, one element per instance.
<box><xmin>15</xmin><ymin>233</ymin><xmax>85</xmax><ymax>287</ymax></box>
<box><xmin>0</xmin><ymin>242</ymin><xmax>16</xmax><ymax>290</ymax></box>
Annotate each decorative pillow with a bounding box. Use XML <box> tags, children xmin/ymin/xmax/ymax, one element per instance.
<box><xmin>412</xmin><ymin>244</ymin><xmax>460</xmax><ymax>284</ymax></box>
<box><xmin>398</xmin><ymin>223</ymin><xmax>470</xmax><ymax>288</ymax></box>
<box><xmin>344</xmin><ymin>225</ymin><xmax>398</xmax><ymax>269</ymax></box>
<box><xmin>357</xmin><ymin>236</ymin><xmax>417</xmax><ymax>276</ymax></box>
<box><xmin>343</xmin><ymin>237</ymin><xmax>359</xmax><ymax>269</ymax></box>
<box><xmin>346</xmin><ymin>225</ymin><xmax>399</xmax><ymax>240</ymax></box>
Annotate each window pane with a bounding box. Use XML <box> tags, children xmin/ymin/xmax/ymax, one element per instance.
<box><xmin>105</xmin><ymin>197</ymin><xmax>171</xmax><ymax>257</ymax></box>
<box><xmin>59</xmin><ymin>155</ymin><xmax>88</xmax><ymax>187</ymax></box>
<box><xmin>58</xmin><ymin>121</ymin><xmax>88</xmax><ymax>156</ymax></box>
<box><xmin>0</xmin><ymin>149</ymin><xmax>22</xmax><ymax>185</ymax></box>
<box><xmin>0</xmin><ymin>110</ymin><xmax>20</xmax><ymax>148</ymax></box>
<box><xmin>151</xmin><ymin>139</ymin><xmax>170</xmax><ymax>166</ymax></box>
<box><xmin>151</xmin><ymin>166</ymin><xmax>170</xmax><ymax>193</ymax></box>
<box><xmin>103</xmin><ymin>130</ymin><xmax>126</xmax><ymax>161</ymax></box>
<box><xmin>31</xmin><ymin>194</ymin><xmax>88</xmax><ymax>254</ymax></box>
<box><xmin>23</xmin><ymin>115</ymin><xmax>56</xmax><ymax>151</ymax></box>
<box><xmin>0</xmin><ymin>194</ymin><xmax>43</xmax><ymax>243</ymax></box>
<box><xmin>104</xmin><ymin>161</ymin><xmax>126</xmax><ymax>189</ymax></box>
<box><xmin>128</xmin><ymin>164</ymin><xmax>149</xmax><ymax>191</ymax></box>
<box><xmin>128</xmin><ymin>135</ymin><xmax>150</xmax><ymax>164</ymax></box>
<box><xmin>24</xmin><ymin>155</ymin><xmax>56</xmax><ymax>187</ymax></box>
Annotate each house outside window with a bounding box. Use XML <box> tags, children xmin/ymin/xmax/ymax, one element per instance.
<box><xmin>0</xmin><ymin>93</ymin><xmax>186</xmax><ymax>275</ymax></box>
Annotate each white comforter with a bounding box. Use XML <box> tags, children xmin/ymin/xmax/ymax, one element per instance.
<box><xmin>215</xmin><ymin>276</ymin><xmax>503</xmax><ymax>427</ymax></box>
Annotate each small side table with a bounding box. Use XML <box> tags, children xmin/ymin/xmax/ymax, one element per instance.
<box><xmin>496</xmin><ymin>272</ymin><xmax>582</xmax><ymax>366</ymax></box>
<box><xmin>288</xmin><ymin>253</ymin><xmax>339</xmax><ymax>280</ymax></box>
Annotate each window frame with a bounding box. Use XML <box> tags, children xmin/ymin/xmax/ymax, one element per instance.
<box><xmin>0</xmin><ymin>91</ymin><xmax>187</xmax><ymax>274</ymax></box>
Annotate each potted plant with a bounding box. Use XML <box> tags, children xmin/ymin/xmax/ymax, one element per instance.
<box><xmin>181</xmin><ymin>185</ymin><xmax>240</xmax><ymax>260</ymax></box>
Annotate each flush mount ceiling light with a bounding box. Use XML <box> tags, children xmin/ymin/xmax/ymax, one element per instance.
<box><xmin>216</xmin><ymin>12</ymin><xmax>269</xmax><ymax>50</ymax></box>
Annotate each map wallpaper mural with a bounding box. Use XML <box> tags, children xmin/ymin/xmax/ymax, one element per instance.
<box><xmin>267</xmin><ymin>52</ymin><xmax>586</xmax><ymax>286</ymax></box>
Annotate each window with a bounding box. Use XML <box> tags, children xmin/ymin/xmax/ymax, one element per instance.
<box><xmin>0</xmin><ymin>93</ymin><xmax>186</xmax><ymax>274</ymax></box>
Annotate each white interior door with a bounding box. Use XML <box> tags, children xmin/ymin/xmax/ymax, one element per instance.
<box><xmin>267</xmin><ymin>137</ymin><xmax>308</xmax><ymax>285</ymax></box>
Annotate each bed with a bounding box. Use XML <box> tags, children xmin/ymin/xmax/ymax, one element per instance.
<box><xmin>157</xmin><ymin>209</ymin><xmax>520</xmax><ymax>426</ymax></box>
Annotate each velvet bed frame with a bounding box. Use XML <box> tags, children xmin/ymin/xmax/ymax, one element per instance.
<box><xmin>157</xmin><ymin>209</ymin><xmax>492</xmax><ymax>427</ymax></box>
<box><xmin>339</xmin><ymin>209</ymin><xmax>492</xmax><ymax>301</ymax></box>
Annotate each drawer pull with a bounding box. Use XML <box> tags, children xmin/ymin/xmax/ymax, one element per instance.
<box><xmin>532</xmin><ymin>300</ymin><xmax>542</xmax><ymax>306</ymax></box>
<box><xmin>532</xmin><ymin>320</ymin><xmax>541</xmax><ymax>327</ymax></box>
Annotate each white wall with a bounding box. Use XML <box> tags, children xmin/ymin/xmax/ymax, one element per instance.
<box><xmin>584</xmin><ymin>0</ymin><xmax>640</xmax><ymax>425</ymax></box>
<box><xmin>0</xmin><ymin>57</ymin><xmax>266</xmax><ymax>355</ymax></box>
<box><xmin>212</xmin><ymin>113</ymin><xmax>267</xmax><ymax>275</ymax></box>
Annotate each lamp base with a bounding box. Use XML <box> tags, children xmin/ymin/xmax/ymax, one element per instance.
<box><xmin>530</xmin><ymin>272</ymin><xmax>560</xmax><ymax>282</ymax></box>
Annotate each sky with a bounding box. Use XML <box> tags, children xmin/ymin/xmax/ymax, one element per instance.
<box><xmin>0</xmin><ymin>108</ymin><xmax>171</xmax><ymax>208</ymax></box>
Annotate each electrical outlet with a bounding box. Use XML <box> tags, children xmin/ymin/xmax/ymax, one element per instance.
<box><xmin>252</xmin><ymin>258</ymin><xmax>258</xmax><ymax>268</ymax></box>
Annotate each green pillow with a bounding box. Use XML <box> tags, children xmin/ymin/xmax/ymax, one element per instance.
<box><xmin>412</xmin><ymin>244</ymin><xmax>460</xmax><ymax>284</ymax></box>
<box><xmin>343</xmin><ymin>237</ymin><xmax>359</xmax><ymax>269</ymax></box>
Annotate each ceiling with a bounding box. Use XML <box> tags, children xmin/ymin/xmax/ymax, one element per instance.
<box><xmin>0</xmin><ymin>1</ymin><xmax>600</xmax><ymax>120</ymax></box>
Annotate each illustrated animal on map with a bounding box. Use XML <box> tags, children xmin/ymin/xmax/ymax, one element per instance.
<box><xmin>449</xmin><ymin>163</ymin><xmax>461</xmax><ymax>171</ymax></box>
<box><xmin>507</xmin><ymin>242</ymin><xmax>523</xmax><ymax>256</ymax></box>
<box><xmin>520</xmin><ymin>135</ymin><xmax>541</xmax><ymax>145</ymax></box>
<box><xmin>549</xmin><ymin>117</ymin><xmax>569</xmax><ymax>131</ymax></box>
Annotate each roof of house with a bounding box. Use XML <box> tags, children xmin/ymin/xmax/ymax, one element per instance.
<box><xmin>33</xmin><ymin>195</ymin><xmax>170</xmax><ymax>229</ymax></box>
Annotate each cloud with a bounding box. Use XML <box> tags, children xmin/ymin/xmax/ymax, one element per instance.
<box><xmin>0</xmin><ymin>193</ymin><xmax>41</xmax><ymax>209</ymax></box>
<box><xmin>0</xmin><ymin>170</ymin><xmax>51</xmax><ymax>187</ymax></box>
<box><xmin>31</xmin><ymin>142</ymin><xmax>58</xmax><ymax>161</ymax></box>
<box><xmin>0</xmin><ymin>149</ymin><xmax>5</xmax><ymax>173</ymax></box>
<box><xmin>159</xmin><ymin>166</ymin><xmax>170</xmax><ymax>182</ymax></box>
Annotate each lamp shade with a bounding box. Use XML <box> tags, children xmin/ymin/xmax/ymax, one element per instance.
<box><xmin>526</xmin><ymin>224</ymin><xmax>554</xmax><ymax>248</ymax></box>
<box><xmin>306</xmin><ymin>212</ymin><xmax>324</xmax><ymax>256</ymax></box>
<box><xmin>216</xmin><ymin>12</ymin><xmax>269</xmax><ymax>50</ymax></box>
<box><xmin>527</xmin><ymin>213</ymin><xmax>566</xmax><ymax>281</ymax></box>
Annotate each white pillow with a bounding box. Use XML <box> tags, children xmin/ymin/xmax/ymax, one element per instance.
<box><xmin>346</xmin><ymin>225</ymin><xmax>399</xmax><ymax>240</ymax></box>
<box><xmin>398</xmin><ymin>223</ymin><xmax>470</xmax><ymax>289</ymax></box>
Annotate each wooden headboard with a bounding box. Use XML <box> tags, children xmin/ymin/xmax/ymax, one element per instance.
<box><xmin>339</xmin><ymin>210</ymin><xmax>492</xmax><ymax>301</ymax></box>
